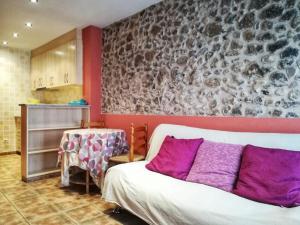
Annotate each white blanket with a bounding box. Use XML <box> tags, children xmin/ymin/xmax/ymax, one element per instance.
<box><xmin>102</xmin><ymin>124</ymin><xmax>300</xmax><ymax>225</ymax></box>
<box><xmin>103</xmin><ymin>161</ymin><xmax>300</xmax><ymax>225</ymax></box>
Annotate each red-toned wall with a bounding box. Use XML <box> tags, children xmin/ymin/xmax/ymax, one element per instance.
<box><xmin>101</xmin><ymin>114</ymin><xmax>300</xmax><ymax>140</ymax></box>
<box><xmin>82</xmin><ymin>25</ymin><xmax>300</xmax><ymax>139</ymax></box>
<box><xmin>82</xmin><ymin>26</ymin><xmax>102</xmax><ymax>121</ymax></box>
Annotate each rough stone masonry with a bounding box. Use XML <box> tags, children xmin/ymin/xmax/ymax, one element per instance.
<box><xmin>102</xmin><ymin>0</ymin><xmax>300</xmax><ymax>118</ymax></box>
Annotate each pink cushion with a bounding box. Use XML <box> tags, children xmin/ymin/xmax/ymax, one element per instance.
<box><xmin>186</xmin><ymin>140</ymin><xmax>244</xmax><ymax>192</ymax></box>
<box><xmin>233</xmin><ymin>145</ymin><xmax>300</xmax><ymax>207</ymax></box>
<box><xmin>146</xmin><ymin>136</ymin><xmax>203</xmax><ymax>180</ymax></box>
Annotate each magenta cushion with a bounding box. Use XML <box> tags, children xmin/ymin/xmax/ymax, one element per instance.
<box><xmin>146</xmin><ymin>136</ymin><xmax>203</xmax><ymax>180</ymax></box>
<box><xmin>186</xmin><ymin>140</ymin><xmax>244</xmax><ymax>192</ymax></box>
<box><xmin>233</xmin><ymin>145</ymin><xmax>300</xmax><ymax>207</ymax></box>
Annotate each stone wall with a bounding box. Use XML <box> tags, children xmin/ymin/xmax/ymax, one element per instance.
<box><xmin>102</xmin><ymin>0</ymin><xmax>300</xmax><ymax>117</ymax></box>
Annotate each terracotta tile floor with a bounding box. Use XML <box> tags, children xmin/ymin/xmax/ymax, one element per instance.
<box><xmin>0</xmin><ymin>154</ymin><xmax>147</xmax><ymax>225</ymax></box>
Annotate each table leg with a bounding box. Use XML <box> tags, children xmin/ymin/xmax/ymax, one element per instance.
<box><xmin>86</xmin><ymin>170</ymin><xmax>89</xmax><ymax>194</ymax></box>
<box><xmin>100</xmin><ymin>170</ymin><xmax>105</xmax><ymax>193</ymax></box>
<box><xmin>60</xmin><ymin>153</ymin><xmax>64</xmax><ymax>187</ymax></box>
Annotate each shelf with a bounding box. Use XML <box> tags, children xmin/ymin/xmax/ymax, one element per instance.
<box><xmin>27</xmin><ymin>168</ymin><xmax>60</xmax><ymax>178</ymax></box>
<box><xmin>20</xmin><ymin>103</ymin><xmax>90</xmax><ymax>182</ymax></box>
<box><xmin>69</xmin><ymin>171</ymin><xmax>95</xmax><ymax>186</ymax></box>
<box><xmin>20</xmin><ymin>104</ymin><xmax>90</xmax><ymax>109</ymax></box>
<box><xmin>28</xmin><ymin>148</ymin><xmax>59</xmax><ymax>154</ymax></box>
<box><xmin>28</xmin><ymin>126</ymin><xmax>81</xmax><ymax>131</ymax></box>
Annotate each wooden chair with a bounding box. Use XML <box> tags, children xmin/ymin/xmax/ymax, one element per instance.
<box><xmin>109</xmin><ymin>123</ymin><xmax>148</xmax><ymax>165</ymax></box>
<box><xmin>80</xmin><ymin>120</ymin><xmax>105</xmax><ymax>128</ymax></box>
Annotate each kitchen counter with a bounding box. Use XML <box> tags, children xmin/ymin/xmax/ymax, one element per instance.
<box><xmin>19</xmin><ymin>104</ymin><xmax>90</xmax><ymax>108</ymax></box>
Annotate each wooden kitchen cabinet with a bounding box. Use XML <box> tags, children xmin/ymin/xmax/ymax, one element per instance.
<box><xmin>30</xmin><ymin>29</ymin><xmax>82</xmax><ymax>90</ymax></box>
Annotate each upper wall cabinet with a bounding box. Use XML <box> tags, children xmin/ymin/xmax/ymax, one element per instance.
<box><xmin>31</xmin><ymin>29</ymin><xmax>82</xmax><ymax>90</ymax></box>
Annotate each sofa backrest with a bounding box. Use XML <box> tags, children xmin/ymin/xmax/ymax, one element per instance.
<box><xmin>146</xmin><ymin>124</ymin><xmax>300</xmax><ymax>161</ymax></box>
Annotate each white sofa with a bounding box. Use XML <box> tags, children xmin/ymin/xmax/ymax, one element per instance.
<box><xmin>102</xmin><ymin>124</ymin><xmax>300</xmax><ymax>225</ymax></box>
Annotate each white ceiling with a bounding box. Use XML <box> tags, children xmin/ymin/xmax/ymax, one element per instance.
<box><xmin>0</xmin><ymin>0</ymin><xmax>161</xmax><ymax>50</ymax></box>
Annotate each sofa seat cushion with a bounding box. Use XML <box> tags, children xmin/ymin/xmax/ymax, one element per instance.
<box><xmin>146</xmin><ymin>136</ymin><xmax>203</xmax><ymax>180</ymax></box>
<box><xmin>103</xmin><ymin>161</ymin><xmax>300</xmax><ymax>225</ymax></box>
<box><xmin>233</xmin><ymin>145</ymin><xmax>300</xmax><ymax>207</ymax></box>
<box><xmin>186</xmin><ymin>140</ymin><xmax>244</xmax><ymax>192</ymax></box>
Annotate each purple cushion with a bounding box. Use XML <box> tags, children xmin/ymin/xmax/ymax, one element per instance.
<box><xmin>233</xmin><ymin>145</ymin><xmax>300</xmax><ymax>207</ymax></box>
<box><xmin>146</xmin><ymin>136</ymin><xmax>203</xmax><ymax>180</ymax></box>
<box><xmin>186</xmin><ymin>140</ymin><xmax>244</xmax><ymax>192</ymax></box>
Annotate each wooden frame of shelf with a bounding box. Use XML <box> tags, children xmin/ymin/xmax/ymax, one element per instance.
<box><xmin>27</xmin><ymin>169</ymin><xmax>61</xmax><ymax>178</ymax></box>
<box><xmin>28</xmin><ymin>126</ymin><xmax>82</xmax><ymax>131</ymax></box>
<box><xmin>28</xmin><ymin>148</ymin><xmax>59</xmax><ymax>154</ymax></box>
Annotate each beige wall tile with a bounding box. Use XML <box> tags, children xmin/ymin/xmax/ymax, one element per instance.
<box><xmin>42</xmin><ymin>85</ymin><xmax>82</xmax><ymax>104</ymax></box>
<box><xmin>0</xmin><ymin>47</ymin><xmax>41</xmax><ymax>152</ymax></box>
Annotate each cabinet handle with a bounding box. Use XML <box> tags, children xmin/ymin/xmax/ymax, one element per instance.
<box><xmin>64</xmin><ymin>73</ymin><xmax>69</xmax><ymax>83</ymax></box>
<box><xmin>49</xmin><ymin>76</ymin><xmax>54</xmax><ymax>86</ymax></box>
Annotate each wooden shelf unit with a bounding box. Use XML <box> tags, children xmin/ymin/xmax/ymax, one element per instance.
<box><xmin>20</xmin><ymin>104</ymin><xmax>90</xmax><ymax>182</ymax></box>
<box><xmin>28</xmin><ymin>148</ymin><xmax>59</xmax><ymax>154</ymax></box>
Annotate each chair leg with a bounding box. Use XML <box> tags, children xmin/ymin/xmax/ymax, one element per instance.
<box><xmin>86</xmin><ymin>170</ymin><xmax>89</xmax><ymax>194</ymax></box>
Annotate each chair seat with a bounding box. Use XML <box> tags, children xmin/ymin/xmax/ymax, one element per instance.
<box><xmin>109</xmin><ymin>154</ymin><xmax>145</xmax><ymax>163</ymax></box>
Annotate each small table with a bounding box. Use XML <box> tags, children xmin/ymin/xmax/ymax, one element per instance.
<box><xmin>58</xmin><ymin>128</ymin><xmax>128</xmax><ymax>190</ymax></box>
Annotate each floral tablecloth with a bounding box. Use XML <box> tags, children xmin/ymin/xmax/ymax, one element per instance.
<box><xmin>58</xmin><ymin>128</ymin><xmax>128</xmax><ymax>188</ymax></box>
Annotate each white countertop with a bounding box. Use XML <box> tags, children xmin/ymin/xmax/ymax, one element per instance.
<box><xmin>19</xmin><ymin>104</ymin><xmax>90</xmax><ymax>108</ymax></box>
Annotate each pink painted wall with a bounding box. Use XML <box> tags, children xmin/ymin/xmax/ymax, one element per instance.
<box><xmin>82</xmin><ymin>26</ymin><xmax>102</xmax><ymax>121</ymax></box>
<box><xmin>102</xmin><ymin>114</ymin><xmax>300</xmax><ymax>142</ymax></box>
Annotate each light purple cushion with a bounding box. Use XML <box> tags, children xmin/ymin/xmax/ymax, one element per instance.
<box><xmin>186</xmin><ymin>140</ymin><xmax>244</xmax><ymax>192</ymax></box>
<box><xmin>233</xmin><ymin>145</ymin><xmax>300</xmax><ymax>208</ymax></box>
<box><xmin>146</xmin><ymin>136</ymin><xmax>203</xmax><ymax>180</ymax></box>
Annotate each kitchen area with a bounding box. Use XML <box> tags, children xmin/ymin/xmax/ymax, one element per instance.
<box><xmin>0</xmin><ymin>27</ymin><xmax>87</xmax><ymax>178</ymax></box>
<box><xmin>0</xmin><ymin>28</ymin><xmax>84</xmax><ymax>153</ymax></box>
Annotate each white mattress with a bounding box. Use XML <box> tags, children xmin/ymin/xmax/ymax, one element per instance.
<box><xmin>102</xmin><ymin>124</ymin><xmax>300</xmax><ymax>225</ymax></box>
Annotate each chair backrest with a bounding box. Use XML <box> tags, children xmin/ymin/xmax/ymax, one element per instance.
<box><xmin>80</xmin><ymin>120</ymin><xmax>105</xmax><ymax>129</ymax></box>
<box><xmin>129</xmin><ymin>123</ymin><xmax>148</xmax><ymax>162</ymax></box>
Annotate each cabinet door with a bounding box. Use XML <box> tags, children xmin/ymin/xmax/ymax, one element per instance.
<box><xmin>61</xmin><ymin>43</ymin><xmax>70</xmax><ymax>85</ymax></box>
<box><xmin>58</xmin><ymin>41</ymin><xmax>76</xmax><ymax>86</ymax></box>
<box><xmin>45</xmin><ymin>45</ymin><xmax>63</xmax><ymax>88</ymax></box>
<box><xmin>46</xmin><ymin>50</ymin><xmax>58</xmax><ymax>88</ymax></box>
<box><xmin>31</xmin><ymin>57</ymin><xmax>38</xmax><ymax>91</ymax></box>
<box><xmin>65</xmin><ymin>40</ymin><xmax>76</xmax><ymax>85</ymax></box>
<box><xmin>35</xmin><ymin>53</ymin><xmax>46</xmax><ymax>89</ymax></box>
<box><xmin>31</xmin><ymin>54</ymin><xmax>46</xmax><ymax>90</ymax></box>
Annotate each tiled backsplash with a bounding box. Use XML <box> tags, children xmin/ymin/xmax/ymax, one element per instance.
<box><xmin>0</xmin><ymin>47</ymin><xmax>41</xmax><ymax>152</ymax></box>
<box><xmin>42</xmin><ymin>85</ymin><xmax>82</xmax><ymax>104</ymax></box>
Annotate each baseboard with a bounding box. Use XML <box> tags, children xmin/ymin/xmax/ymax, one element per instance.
<box><xmin>0</xmin><ymin>151</ymin><xmax>18</xmax><ymax>156</ymax></box>
<box><xmin>22</xmin><ymin>172</ymin><xmax>60</xmax><ymax>182</ymax></box>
